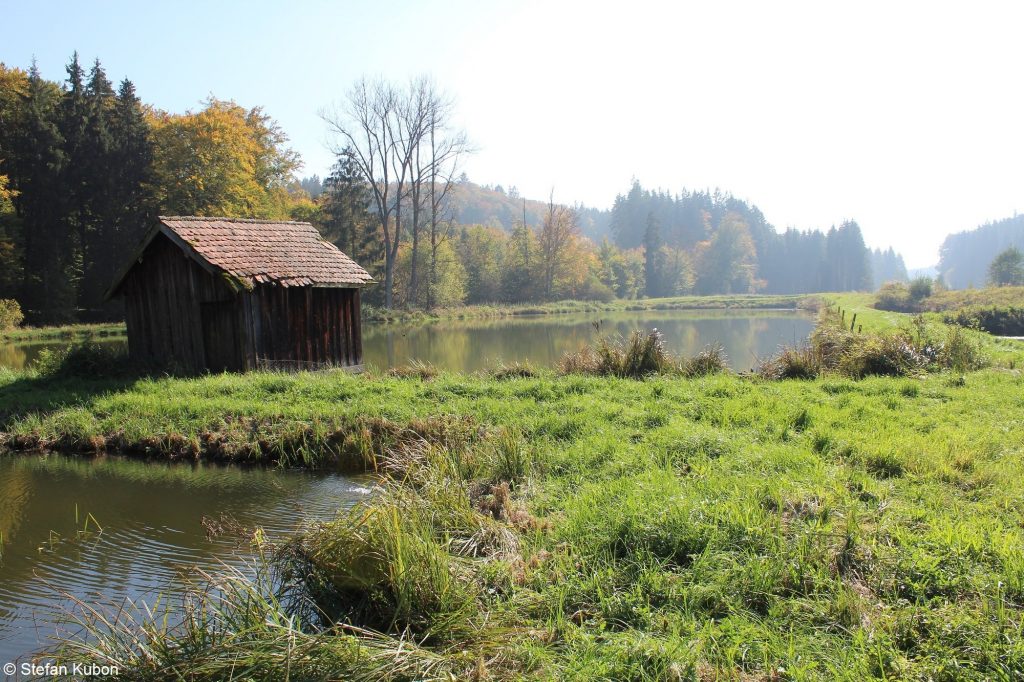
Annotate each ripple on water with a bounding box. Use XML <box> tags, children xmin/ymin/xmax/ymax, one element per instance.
<box><xmin>0</xmin><ymin>455</ymin><xmax>372</xmax><ymax>662</ymax></box>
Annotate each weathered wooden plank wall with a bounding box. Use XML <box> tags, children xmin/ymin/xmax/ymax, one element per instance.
<box><xmin>244</xmin><ymin>286</ymin><xmax>362</xmax><ymax>370</ymax></box>
<box><xmin>121</xmin><ymin>234</ymin><xmax>364</xmax><ymax>373</ymax></box>
<box><xmin>121</xmin><ymin>235</ymin><xmax>237</xmax><ymax>373</ymax></box>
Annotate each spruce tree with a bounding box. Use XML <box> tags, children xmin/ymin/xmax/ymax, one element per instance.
<box><xmin>321</xmin><ymin>153</ymin><xmax>377</xmax><ymax>264</ymax></box>
<box><xmin>19</xmin><ymin>62</ymin><xmax>75</xmax><ymax>322</ymax></box>
<box><xmin>78</xmin><ymin>58</ymin><xmax>117</xmax><ymax>313</ymax></box>
<box><xmin>109</xmin><ymin>78</ymin><xmax>157</xmax><ymax>277</ymax></box>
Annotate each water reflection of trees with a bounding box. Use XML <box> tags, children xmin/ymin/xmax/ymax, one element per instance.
<box><xmin>0</xmin><ymin>339</ymin><xmax>128</xmax><ymax>371</ymax></box>
<box><xmin>362</xmin><ymin>311</ymin><xmax>814</xmax><ymax>372</ymax></box>
<box><xmin>0</xmin><ymin>467</ymin><xmax>31</xmax><ymax>547</ymax></box>
<box><xmin>0</xmin><ymin>455</ymin><xmax>356</xmax><ymax>559</ymax></box>
<box><xmin>0</xmin><ymin>344</ymin><xmax>28</xmax><ymax>371</ymax></box>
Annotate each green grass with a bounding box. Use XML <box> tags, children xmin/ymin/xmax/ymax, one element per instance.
<box><xmin>1</xmin><ymin>322</ymin><xmax>126</xmax><ymax>342</ymax></box>
<box><xmin>4</xmin><ymin>303</ymin><xmax>1023</xmax><ymax>679</ymax></box>
<box><xmin>829</xmin><ymin>292</ymin><xmax>1024</xmax><ymax>367</ymax></box>
<box><xmin>925</xmin><ymin>286</ymin><xmax>1024</xmax><ymax>311</ymax></box>
<box><xmin>873</xmin><ymin>285</ymin><xmax>1024</xmax><ymax>336</ymax></box>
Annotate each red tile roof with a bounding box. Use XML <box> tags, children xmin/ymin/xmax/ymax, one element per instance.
<box><xmin>160</xmin><ymin>216</ymin><xmax>373</xmax><ymax>288</ymax></box>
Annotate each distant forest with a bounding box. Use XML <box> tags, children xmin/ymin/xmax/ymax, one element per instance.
<box><xmin>2</xmin><ymin>54</ymin><xmax>912</xmax><ymax>323</ymax></box>
<box><xmin>604</xmin><ymin>183</ymin><xmax>906</xmax><ymax>296</ymax></box>
<box><xmin>938</xmin><ymin>215</ymin><xmax>1024</xmax><ymax>289</ymax></box>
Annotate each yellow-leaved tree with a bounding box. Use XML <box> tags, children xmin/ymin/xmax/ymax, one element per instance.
<box><xmin>149</xmin><ymin>98</ymin><xmax>300</xmax><ymax>218</ymax></box>
<box><xmin>0</xmin><ymin>64</ymin><xmax>29</xmax><ymax>207</ymax></box>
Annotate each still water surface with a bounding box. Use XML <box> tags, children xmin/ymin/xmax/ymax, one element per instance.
<box><xmin>362</xmin><ymin>309</ymin><xmax>814</xmax><ymax>372</ymax></box>
<box><xmin>0</xmin><ymin>455</ymin><xmax>371</xmax><ymax>662</ymax></box>
<box><xmin>0</xmin><ymin>310</ymin><xmax>814</xmax><ymax>373</ymax></box>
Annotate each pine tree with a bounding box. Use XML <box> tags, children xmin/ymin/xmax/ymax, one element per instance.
<box><xmin>18</xmin><ymin>62</ymin><xmax>75</xmax><ymax>322</ymax></box>
<box><xmin>320</xmin><ymin>152</ymin><xmax>379</xmax><ymax>275</ymax></box>
<box><xmin>107</xmin><ymin>78</ymin><xmax>157</xmax><ymax>299</ymax></box>
<box><xmin>77</xmin><ymin>58</ymin><xmax>117</xmax><ymax>313</ymax></box>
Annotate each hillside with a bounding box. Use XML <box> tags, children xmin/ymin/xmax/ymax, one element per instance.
<box><xmin>449</xmin><ymin>180</ymin><xmax>612</xmax><ymax>240</ymax></box>
<box><xmin>939</xmin><ymin>214</ymin><xmax>1024</xmax><ymax>288</ymax></box>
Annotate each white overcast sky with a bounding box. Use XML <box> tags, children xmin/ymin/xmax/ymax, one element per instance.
<box><xmin>4</xmin><ymin>0</ymin><xmax>1023</xmax><ymax>267</ymax></box>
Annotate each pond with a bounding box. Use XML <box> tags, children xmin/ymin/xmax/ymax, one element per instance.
<box><xmin>0</xmin><ymin>455</ymin><xmax>371</xmax><ymax>662</ymax></box>
<box><xmin>362</xmin><ymin>309</ymin><xmax>814</xmax><ymax>373</ymax></box>
<box><xmin>0</xmin><ymin>310</ymin><xmax>814</xmax><ymax>373</ymax></box>
<box><xmin>0</xmin><ymin>338</ymin><xmax>127</xmax><ymax>372</ymax></box>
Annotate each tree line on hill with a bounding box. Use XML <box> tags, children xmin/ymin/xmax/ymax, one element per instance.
<box><xmin>1</xmin><ymin>56</ymin><xmax>913</xmax><ymax>324</ymax></box>
<box><xmin>605</xmin><ymin>183</ymin><xmax>905</xmax><ymax>297</ymax></box>
<box><xmin>938</xmin><ymin>215</ymin><xmax>1024</xmax><ymax>289</ymax></box>
<box><xmin>309</xmin><ymin>174</ymin><xmax>907</xmax><ymax>308</ymax></box>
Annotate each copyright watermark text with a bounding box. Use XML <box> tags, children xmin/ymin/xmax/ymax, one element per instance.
<box><xmin>3</xmin><ymin>661</ymin><xmax>119</xmax><ymax>678</ymax></box>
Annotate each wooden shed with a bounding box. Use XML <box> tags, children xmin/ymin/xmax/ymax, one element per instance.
<box><xmin>106</xmin><ymin>216</ymin><xmax>374</xmax><ymax>373</ymax></box>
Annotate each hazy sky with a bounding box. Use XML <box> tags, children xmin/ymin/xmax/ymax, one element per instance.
<box><xmin>4</xmin><ymin>0</ymin><xmax>1022</xmax><ymax>267</ymax></box>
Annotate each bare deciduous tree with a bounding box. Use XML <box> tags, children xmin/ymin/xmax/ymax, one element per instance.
<box><xmin>424</xmin><ymin>94</ymin><xmax>468</xmax><ymax>308</ymax></box>
<box><xmin>321</xmin><ymin>79</ymin><xmax>403</xmax><ymax>308</ymax></box>
<box><xmin>321</xmin><ymin>76</ymin><xmax>469</xmax><ymax>309</ymax></box>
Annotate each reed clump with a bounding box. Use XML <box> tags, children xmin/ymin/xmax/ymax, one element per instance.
<box><xmin>51</xmin><ymin>561</ymin><xmax>483</xmax><ymax>681</ymax></box>
<box><xmin>558</xmin><ymin>330</ymin><xmax>728</xmax><ymax>379</ymax></box>
<box><xmin>680</xmin><ymin>343</ymin><xmax>729</xmax><ymax>377</ymax></box>
<box><xmin>759</xmin><ymin>308</ymin><xmax>988</xmax><ymax>380</ymax></box>
<box><xmin>386</xmin><ymin>360</ymin><xmax>438</xmax><ymax>380</ymax></box>
<box><xmin>757</xmin><ymin>345</ymin><xmax>821</xmax><ymax>380</ymax></box>
<box><xmin>558</xmin><ymin>330</ymin><xmax>672</xmax><ymax>377</ymax></box>
<box><xmin>292</xmin><ymin>486</ymin><xmax>484</xmax><ymax>638</ymax></box>
<box><xmin>490</xmin><ymin>361</ymin><xmax>538</xmax><ymax>380</ymax></box>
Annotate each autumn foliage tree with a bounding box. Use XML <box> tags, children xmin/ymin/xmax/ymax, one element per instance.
<box><xmin>537</xmin><ymin>194</ymin><xmax>582</xmax><ymax>300</ymax></box>
<box><xmin>150</xmin><ymin>98</ymin><xmax>300</xmax><ymax>219</ymax></box>
<box><xmin>694</xmin><ymin>213</ymin><xmax>759</xmax><ymax>294</ymax></box>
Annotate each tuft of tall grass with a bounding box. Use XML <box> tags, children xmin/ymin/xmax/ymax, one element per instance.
<box><xmin>757</xmin><ymin>345</ymin><xmax>821</xmax><ymax>380</ymax></box>
<box><xmin>485</xmin><ymin>428</ymin><xmax>535</xmax><ymax>483</ymax></box>
<box><xmin>50</xmin><ymin>560</ymin><xmax>481</xmax><ymax>681</ymax></box>
<box><xmin>273</xmin><ymin>427</ymin><xmax>531</xmax><ymax>643</ymax></box>
<box><xmin>557</xmin><ymin>344</ymin><xmax>602</xmax><ymax>376</ymax></box>
<box><xmin>296</xmin><ymin>488</ymin><xmax>482</xmax><ymax>638</ymax></box>
<box><xmin>680</xmin><ymin>343</ymin><xmax>729</xmax><ymax>377</ymax></box>
<box><xmin>839</xmin><ymin>334</ymin><xmax>926</xmax><ymax>378</ymax></box>
<box><xmin>490</xmin><ymin>361</ymin><xmax>539</xmax><ymax>380</ymax></box>
<box><xmin>938</xmin><ymin>324</ymin><xmax>988</xmax><ymax>372</ymax></box>
<box><xmin>559</xmin><ymin>330</ymin><xmax>728</xmax><ymax>379</ymax></box>
<box><xmin>386</xmin><ymin>360</ymin><xmax>438</xmax><ymax>380</ymax></box>
<box><xmin>559</xmin><ymin>330</ymin><xmax>671</xmax><ymax>378</ymax></box>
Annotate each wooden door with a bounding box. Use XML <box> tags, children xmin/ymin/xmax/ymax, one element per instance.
<box><xmin>201</xmin><ymin>301</ymin><xmax>241</xmax><ymax>372</ymax></box>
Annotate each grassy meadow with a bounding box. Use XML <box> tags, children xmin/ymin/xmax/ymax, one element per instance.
<box><xmin>1</xmin><ymin>296</ymin><xmax>1023</xmax><ymax>679</ymax></box>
